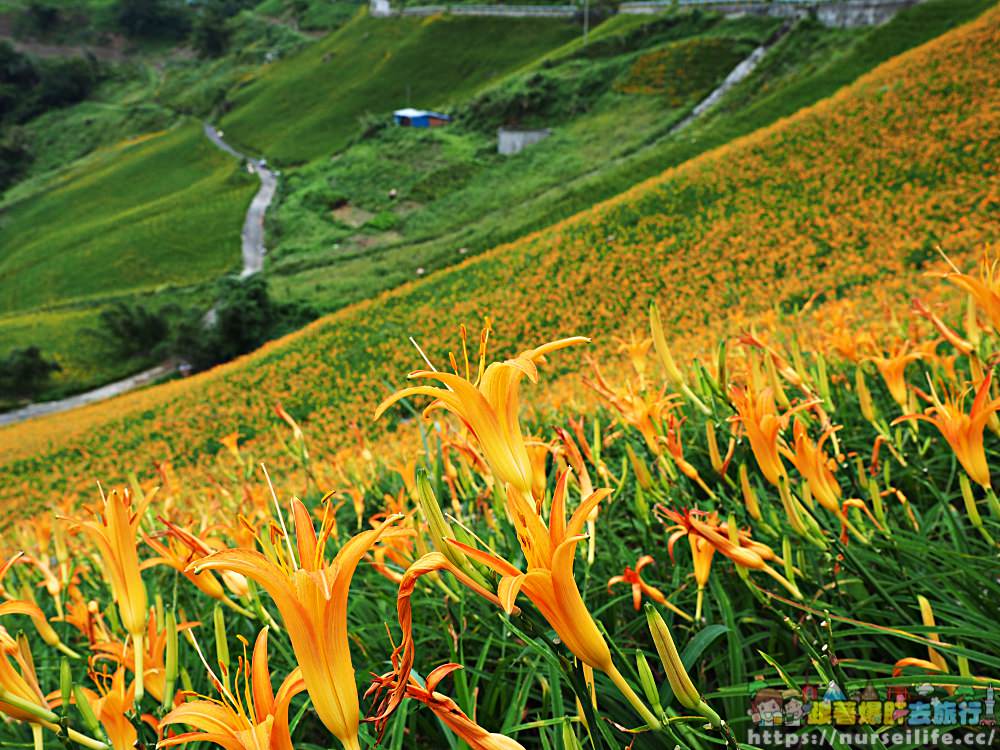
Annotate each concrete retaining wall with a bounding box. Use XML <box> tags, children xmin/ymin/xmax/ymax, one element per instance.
<box><xmin>498</xmin><ymin>127</ymin><xmax>552</xmax><ymax>155</ymax></box>
<box><xmin>618</xmin><ymin>0</ymin><xmax>919</xmax><ymax>28</ymax></box>
<box><xmin>377</xmin><ymin>0</ymin><xmax>918</xmax><ymax>26</ymax></box>
<box><xmin>396</xmin><ymin>3</ymin><xmax>576</xmax><ymax>17</ymax></box>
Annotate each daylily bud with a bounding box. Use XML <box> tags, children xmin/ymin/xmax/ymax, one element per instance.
<box><xmin>765</xmin><ymin>355</ymin><xmax>790</xmax><ymax>409</ymax></box>
<box><xmin>416</xmin><ymin>469</ymin><xmax>489</xmax><ymax>587</ymax></box>
<box><xmin>739</xmin><ymin>464</ymin><xmax>762</xmax><ymax>521</ymax></box>
<box><xmin>163</xmin><ymin>610</ymin><xmax>179</xmax><ymax>711</ymax></box>
<box><xmin>645</xmin><ymin>605</ymin><xmax>725</xmax><ymax>730</ymax></box>
<box><xmin>625</xmin><ymin>443</ymin><xmax>653</xmax><ymax>490</ymax></box>
<box><xmin>867</xmin><ymin>477</ymin><xmax>885</xmax><ymax>525</ymax></box>
<box><xmin>74</xmin><ymin>686</ymin><xmax>104</xmax><ymax>739</ymax></box>
<box><xmin>635</xmin><ymin>651</ymin><xmax>663</xmax><ymax>715</ymax></box>
<box><xmin>815</xmin><ymin>353</ymin><xmax>833</xmax><ymax>410</ymax></box>
<box><xmin>650</xmin><ymin>302</ymin><xmax>685</xmax><ymax>387</ymax></box>
<box><xmin>855</xmin><ymin>368</ymin><xmax>875</xmax><ymax>422</ymax></box>
<box><xmin>60</xmin><ymin>658</ymin><xmax>72</xmax><ymax>711</ymax></box>
<box><xmin>917</xmin><ymin>595</ymin><xmax>948</xmax><ymax>674</ymax></box>
<box><xmin>727</xmin><ymin>516</ymin><xmax>749</xmax><ymax>583</ymax></box>
<box><xmin>214</xmin><ymin>604</ymin><xmax>229</xmax><ymax>674</ymax></box>
<box><xmin>645</xmin><ymin>604</ymin><xmax>700</xmax><ymax>709</ymax></box>
<box><xmin>562</xmin><ymin>721</ymin><xmax>585</xmax><ymax>750</ymax></box>
<box><xmin>706</xmin><ymin>422</ymin><xmax>724</xmax><ymax>474</ymax></box>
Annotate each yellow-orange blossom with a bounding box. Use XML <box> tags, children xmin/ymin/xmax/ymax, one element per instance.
<box><xmin>192</xmin><ymin>498</ymin><xmax>400</xmax><ymax>750</ymax></box>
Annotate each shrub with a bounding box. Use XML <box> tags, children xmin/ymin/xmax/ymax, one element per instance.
<box><xmin>0</xmin><ymin>346</ymin><xmax>61</xmax><ymax>400</ymax></box>
<box><xmin>87</xmin><ymin>302</ymin><xmax>175</xmax><ymax>360</ymax></box>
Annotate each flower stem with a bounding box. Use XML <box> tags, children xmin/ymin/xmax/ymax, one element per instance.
<box><xmin>133</xmin><ymin>632</ymin><xmax>144</xmax><ymax>708</ymax></box>
<box><xmin>64</xmin><ymin>728</ymin><xmax>109</xmax><ymax>750</ymax></box>
<box><xmin>606</xmin><ymin>663</ymin><xmax>662</xmax><ymax>731</ymax></box>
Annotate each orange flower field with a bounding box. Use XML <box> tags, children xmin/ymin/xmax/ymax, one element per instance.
<box><xmin>0</xmin><ymin>7</ymin><xmax>996</xmax><ymax>750</ymax></box>
<box><xmin>3</xmin><ymin>7</ymin><xmax>997</xmax><ymax>511</ymax></box>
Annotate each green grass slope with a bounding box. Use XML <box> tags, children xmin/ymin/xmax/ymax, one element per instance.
<box><xmin>1</xmin><ymin>3</ymin><xmax>996</xmax><ymax>505</ymax></box>
<box><xmin>262</xmin><ymin>0</ymin><xmax>994</xmax><ymax>316</ymax></box>
<box><xmin>0</xmin><ymin>122</ymin><xmax>255</xmax><ymax>314</ymax></box>
<box><xmin>218</xmin><ymin>10</ymin><xmax>580</xmax><ymax>163</ymax></box>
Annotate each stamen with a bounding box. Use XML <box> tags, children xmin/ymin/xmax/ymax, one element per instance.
<box><xmin>409</xmin><ymin>336</ymin><xmax>438</xmax><ymax>372</ymax></box>
<box><xmin>262</xmin><ymin>464</ymin><xmax>298</xmax><ymax>571</ymax></box>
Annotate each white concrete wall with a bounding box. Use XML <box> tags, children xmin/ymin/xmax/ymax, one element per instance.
<box><xmin>617</xmin><ymin>0</ymin><xmax>919</xmax><ymax>27</ymax></box>
<box><xmin>498</xmin><ymin>128</ymin><xmax>552</xmax><ymax>155</ymax></box>
<box><xmin>397</xmin><ymin>4</ymin><xmax>576</xmax><ymax>16</ymax></box>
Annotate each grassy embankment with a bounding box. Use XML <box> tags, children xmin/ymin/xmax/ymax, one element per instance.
<box><xmin>0</xmin><ymin>2</ymin><xmax>995</xmax><ymax>510</ymax></box>
<box><xmin>238</xmin><ymin>0</ymin><xmax>995</xmax><ymax>315</ymax></box>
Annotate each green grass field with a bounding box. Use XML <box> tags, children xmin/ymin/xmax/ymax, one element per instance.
<box><xmin>1</xmin><ymin>0</ymin><xmax>993</xmax><ymax>409</ymax></box>
<box><xmin>218</xmin><ymin>10</ymin><xmax>581</xmax><ymax>163</ymax></box>
<box><xmin>0</xmin><ymin>122</ymin><xmax>255</xmax><ymax>314</ymax></box>
<box><xmin>263</xmin><ymin>0</ymin><xmax>995</xmax><ymax>316</ymax></box>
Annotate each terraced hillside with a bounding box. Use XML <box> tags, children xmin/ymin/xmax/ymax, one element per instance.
<box><xmin>1</xmin><ymin>4</ymin><xmax>996</xmax><ymax>510</ymax></box>
<box><xmin>218</xmin><ymin>12</ymin><xmax>581</xmax><ymax>162</ymax></box>
<box><xmin>0</xmin><ymin>123</ymin><xmax>256</xmax><ymax>399</ymax></box>
<box><xmin>249</xmin><ymin>0</ymin><xmax>994</xmax><ymax>319</ymax></box>
<box><xmin>0</xmin><ymin>124</ymin><xmax>255</xmax><ymax>313</ymax></box>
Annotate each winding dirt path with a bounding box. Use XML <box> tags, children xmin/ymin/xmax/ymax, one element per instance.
<box><xmin>0</xmin><ymin>126</ymin><xmax>277</xmax><ymax>427</ymax></box>
<box><xmin>202</xmin><ymin>122</ymin><xmax>277</xmax><ymax>277</ymax></box>
<box><xmin>0</xmin><ymin>364</ymin><xmax>175</xmax><ymax>427</ymax></box>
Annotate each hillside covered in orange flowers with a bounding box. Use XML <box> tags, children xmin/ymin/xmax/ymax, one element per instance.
<box><xmin>1</xmin><ymin>6</ymin><xmax>997</xmax><ymax>511</ymax></box>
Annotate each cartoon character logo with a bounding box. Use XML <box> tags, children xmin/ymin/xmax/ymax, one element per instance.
<box><xmin>782</xmin><ymin>691</ymin><xmax>807</xmax><ymax>727</ymax></box>
<box><xmin>749</xmin><ymin>688</ymin><xmax>785</xmax><ymax>726</ymax></box>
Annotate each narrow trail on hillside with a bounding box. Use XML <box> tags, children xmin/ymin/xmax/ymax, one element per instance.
<box><xmin>0</xmin><ymin>364</ymin><xmax>175</xmax><ymax>427</ymax></box>
<box><xmin>202</xmin><ymin>122</ymin><xmax>277</xmax><ymax>277</ymax></box>
<box><xmin>671</xmin><ymin>19</ymin><xmax>796</xmax><ymax>134</ymax></box>
<box><xmin>0</xmin><ymin>126</ymin><xmax>277</xmax><ymax>428</ymax></box>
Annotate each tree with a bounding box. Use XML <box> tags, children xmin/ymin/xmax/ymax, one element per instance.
<box><xmin>191</xmin><ymin>0</ymin><xmax>231</xmax><ymax>57</ymax></box>
<box><xmin>169</xmin><ymin>275</ymin><xmax>317</xmax><ymax>371</ymax></box>
<box><xmin>0</xmin><ymin>347</ymin><xmax>61</xmax><ymax>401</ymax></box>
<box><xmin>115</xmin><ymin>0</ymin><xmax>190</xmax><ymax>40</ymax></box>
<box><xmin>88</xmin><ymin>302</ymin><xmax>173</xmax><ymax>359</ymax></box>
<box><xmin>0</xmin><ymin>128</ymin><xmax>33</xmax><ymax>191</ymax></box>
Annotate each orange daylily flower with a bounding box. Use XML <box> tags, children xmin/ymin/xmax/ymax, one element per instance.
<box><xmin>663</xmin><ymin>414</ymin><xmax>715</xmax><ymax>497</ymax></box>
<box><xmin>869</xmin><ymin>343</ymin><xmax>922</xmax><ymax>409</ymax></box>
<box><xmin>143</xmin><ymin>530</ymin><xmax>228</xmax><ymax>603</ymax></box>
<box><xmin>729</xmin><ymin>384</ymin><xmax>814</xmax><ymax>487</ymax></box>
<box><xmin>368</xmin><ymin>661</ymin><xmax>525</xmax><ymax>750</ymax></box>
<box><xmin>583</xmin><ymin>355</ymin><xmax>680</xmax><ymax>454</ymax></box>
<box><xmin>157</xmin><ymin>519</ymin><xmax>250</xmax><ymax>600</ymax></box>
<box><xmin>219</xmin><ymin>431</ymin><xmax>242</xmax><ymax>463</ymax></box>
<box><xmin>75</xmin><ymin>667</ymin><xmax>138</xmax><ymax>750</ymax></box>
<box><xmin>781</xmin><ymin>419</ymin><xmax>843</xmax><ymax>514</ymax></box>
<box><xmin>607</xmin><ymin>554</ymin><xmax>691</xmax><ymax>621</ymax></box>
<box><xmin>69</xmin><ymin>488</ymin><xmax>153</xmax><ymax>704</ymax></box>
<box><xmin>92</xmin><ymin>609</ymin><xmax>198</xmax><ymax>705</ymax></box>
<box><xmin>659</xmin><ymin>507</ymin><xmax>800</xmax><ymax>618</ymax></box>
<box><xmin>894</xmin><ymin>371</ymin><xmax>1000</xmax><ymax>488</ymax></box>
<box><xmin>375</xmin><ymin>333</ymin><xmax>588</xmax><ymax>498</ymax></box>
<box><xmin>191</xmin><ymin>498</ymin><xmax>400</xmax><ymax>750</ymax></box>
<box><xmin>451</xmin><ymin>475</ymin><xmax>615</xmax><ymax>672</ymax></box>
<box><xmin>615</xmin><ymin>332</ymin><xmax>653</xmax><ymax>383</ymax></box>
<box><xmin>0</xmin><ymin>618</ymin><xmax>52</xmax><ymax>727</ymax></box>
<box><xmin>385</xmin><ymin>470</ymin><xmax>662</xmax><ymax>731</ymax></box>
<box><xmin>159</xmin><ymin>628</ymin><xmax>305</xmax><ymax>750</ymax></box>
<box><xmin>934</xmin><ymin>254</ymin><xmax>1000</xmax><ymax>333</ymax></box>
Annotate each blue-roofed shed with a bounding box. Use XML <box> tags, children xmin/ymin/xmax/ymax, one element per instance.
<box><xmin>393</xmin><ymin>108</ymin><xmax>452</xmax><ymax>128</ymax></box>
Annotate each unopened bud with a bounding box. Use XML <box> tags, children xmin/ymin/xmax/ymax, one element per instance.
<box><xmin>163</xmin><ymin>610</ymin><xmax>179</xmax><ymax>711</ymax></box>
<box><xmin>739</xmin><ymin>464</ymin><xmax>761</xmax><ymax>521</ymax></box>
<box><xmin>855</xmin><ymin>368</ymin><xmax>875</xmax><ymax>422</ymax></box>
<box><xmin>645</xmin><ymin>605</ymin><xmax>700</xmax><ymax>709</ymax></box>
<box><xmin>635</xmin><ymin>650</ymin><xmax>662</xmax><ymax>715</ymax></box>
<box><xmin>214</xmin><ymin>604</ymin><xmax>229</xmax><ymax>673</ymax></box>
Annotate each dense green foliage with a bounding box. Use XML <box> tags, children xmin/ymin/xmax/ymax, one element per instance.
<box><xmin>0</xmin><ymin>345</ymin><xmax>61</xmax><ymax>400</ymax></box>
<box><xmin>218</xmin><ymin>12</ymin><xmax>581</xmax><ymax>162</ymax></box>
